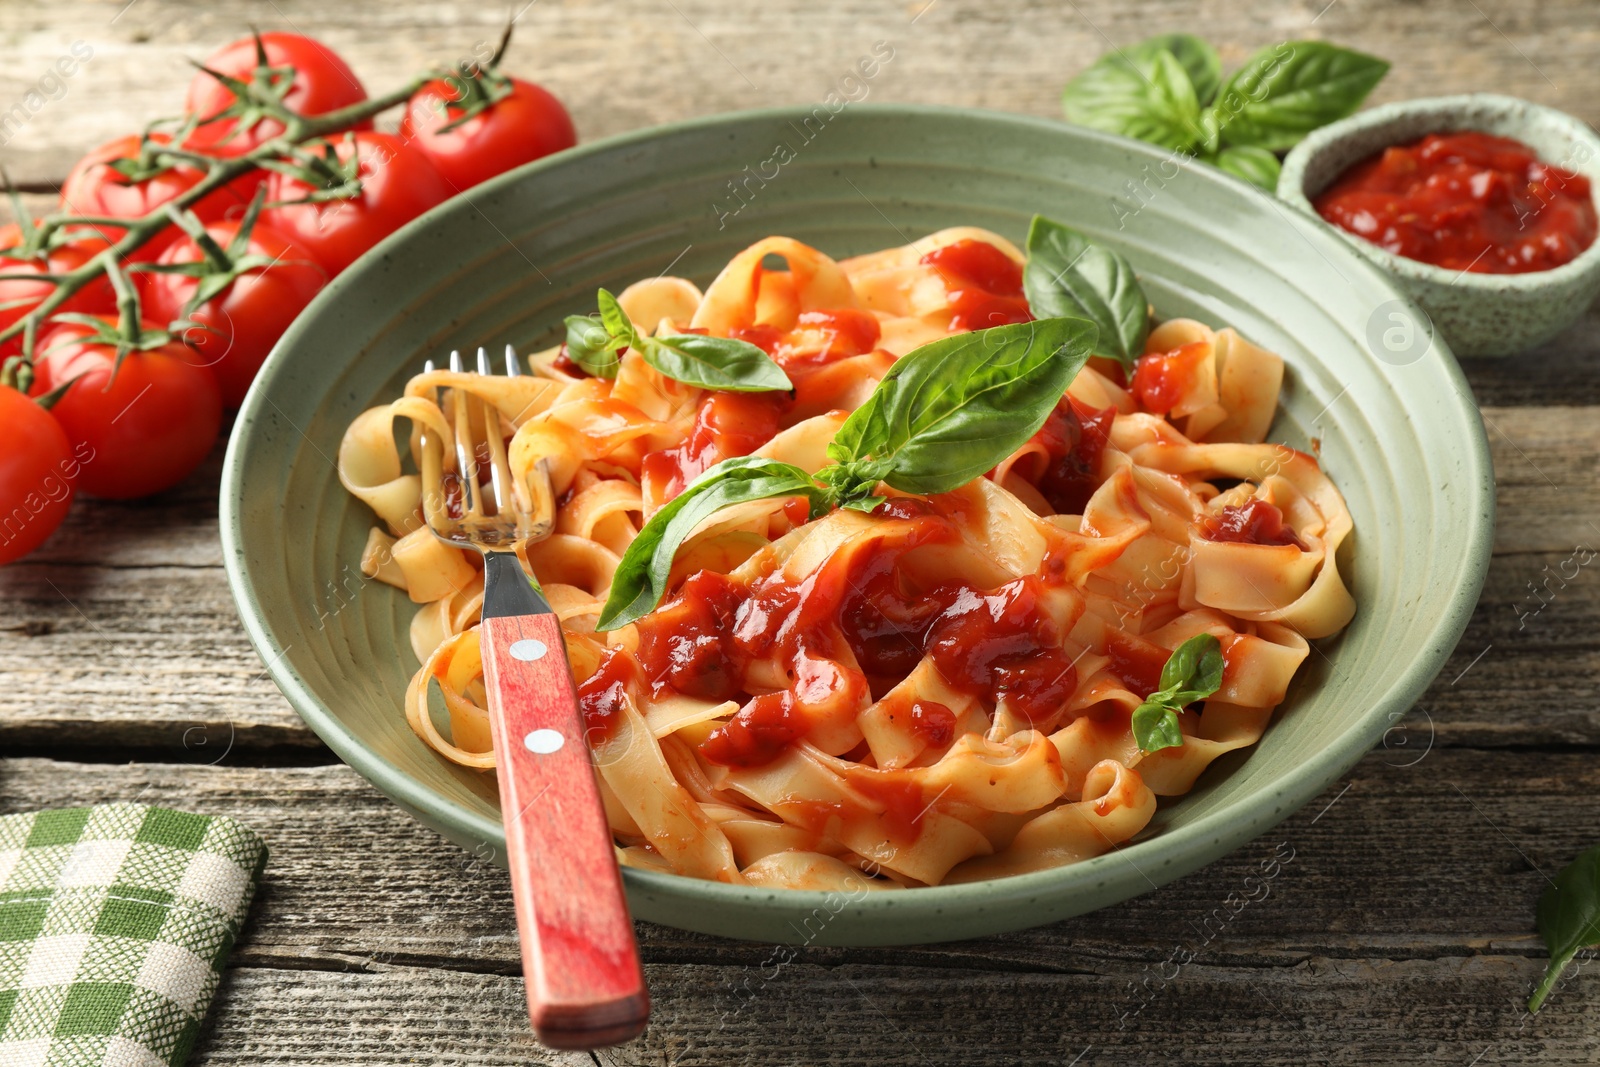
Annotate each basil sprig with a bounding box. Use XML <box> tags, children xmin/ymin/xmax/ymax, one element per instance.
<box><xmin>1530</xmin><ymin>844</ymin><xmax>1600</xmax><ymax>1012</ymax></box>
<box><xmin>1130</xmin><ymin>634</ymin><xmax>1224</xmax><ymax>753</ymax></box>
<box><xmin>595</xmin><ymin>316</ymin><xmax>1098</xmax><ymax>629</ymax></box>
<box><xmin>562</xmin><ymin>288</ymin><xmax>792</xmax><ymax>392</ymax></box>
<box><xmin>1023</xmin><ymin>215</ymin><xmax>1148</xmax><ymax>371</ymax></box>
<box><xmin>1062</xmin><ymin>36</ymin><xmax>1388</xmax><ymax>189</ymax></box>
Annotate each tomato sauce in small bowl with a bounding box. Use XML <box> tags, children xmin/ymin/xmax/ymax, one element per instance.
<box><xmin>1278</xmin><ymin>94</ymin><xmax>1600</xmax><ymax>357</ymax></box>
<box><xmin>1313</xmin><ymin>131</ymin><xmax>1597</xmax><ymax>274</ymax></box>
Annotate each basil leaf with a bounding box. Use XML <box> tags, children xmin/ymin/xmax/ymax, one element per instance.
<box><xmin>1023</xmin><ymin>216</ymin><xmax>1149</xmax><ymax>370</ymax></box>
<box><xmin>1158</xmin><ymin>633</ymin><xmax>1225</xmax><ymax>706</ymax></box>
<box><xmin>1213</xmin><ymin>41</ymin><xmax>1389</xmax><ymax>152</ymax></box>
<box><xmin>596</xmin><ymin>288</ymin><xmax>639</xmax><ymax>347</ymax></box>
<box><xmin>1530</xmin><ymin>844</ymin><xmax>1600</xmax><ymax>1012</ymax></box>
<box><xmin>831</xmin><ymin>317</ymin><xmax>1098</xmax><ymax>495</ymax></box>
<box><xmin>1061</xmin><ymin>40</ymin><xmax>1206</xmax><ymax>151</ymax></box>
<box><xmin>1132</xmin><ymin>703</ymin><xmax>1184</xmax><ymax>754</ymax></box>
<box><xmin>595</xmin><ymin>456</ymin><xmax>825</xmax><ymax>630</ymax></box>
<box><xmin>563</xmin><ymin>313</ymin><xmax>621</xmax><ymax>379</ymax></box>
<box><xmin>1211</xmin><ymin>144</ymin><xmax>1282</xmax><ymax>190</ymax></box>
<box><xmin>642</xmin><ymin>331</ymin><xmax>792</xmax><ymax>393</ymax></box>
<box><xmin>1132</xmin><ymin>634</ymin><xmax>1224</xmax><ymax>753</ymax></box>
<box><xmin>1137</xmin><ymin>34</ymin><xmax>1222</xmax><ymax>106</ymax></box>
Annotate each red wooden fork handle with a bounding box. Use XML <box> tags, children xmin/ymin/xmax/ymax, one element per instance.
<box><xmin>479</xmin><ymin>611</ymin><xmax>649</xmax><ymax>1049</ymax></box>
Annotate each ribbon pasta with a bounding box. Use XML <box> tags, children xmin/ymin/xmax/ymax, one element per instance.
<box><xmin>338</xmin><ymin>228</ymin><xmax>1356</xmax><ymax>889</ymax></box>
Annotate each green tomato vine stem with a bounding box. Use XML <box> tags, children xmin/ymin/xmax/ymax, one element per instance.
<box><xmin>0</xmin><ymin>67</ymin><xmax>435</xmax><ymax>366</ymax></box>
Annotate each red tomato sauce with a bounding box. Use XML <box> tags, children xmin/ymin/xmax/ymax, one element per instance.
<box><xmin>997</xmin><ymin>397</ymin><xmax>1115</xmax><ymax>515</ymax></box>
<box><xmin>1201</xmin><ymin>499</ymin><xmax>1304</xmax><ymax>549</ymax></box>
<box><xmin>1131</xmin><ymin>342</ymin><xmax>1210</xmax><ymax>415</ymax></box>
<box><xmin>919</xmin><ymin>239</ymin><xmax>1033</xmax><ymax>330</ymax></box>
<box><xmin>1313</xmin><ymin>131</ymin><xmax>1598</xmax><ymax>273</ymax></box>
<box><xmin>640</xmin><ymin>390</ymin><xmax>786</xmax><ymax>505</ymax></box>
<box><xmin>578</xmin><ymin>503</ymin><xmax>1079</xmax><ymax>768</ymax></box>
<box><xmin>577</xmin><ymin>646</ymin><xmax>644</xmax><ymax>741</ymax></box>
<box><xmin>1103</xmin><ymin>630</ymin><xmax>1168</xmax><ymax>697</ymax></box>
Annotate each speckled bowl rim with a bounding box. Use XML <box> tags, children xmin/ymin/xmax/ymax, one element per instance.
<box><xmin>1278</xmin><ymin>92</ymin><xmax>1600</xmax><ymax>288</ymax></box>
<box><xmin>222</xmin><ymin>105</ymin><xmax>1494</xmax><ymax>943</ymax></box>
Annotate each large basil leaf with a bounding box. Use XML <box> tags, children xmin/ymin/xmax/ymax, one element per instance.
<box><xmin>642</xmin><ymin>330</ymin><xmax>792</xmax><ymax>392</ymax></box>
<box><xmin>1023</xmin><ymin>216</ymin><xmax>1148</xmax><ymax>370</ymax></box>
<box><xmin>828</xmin><ymin>316</ymin><xmax>1097</xmax><ymax>495</ymax></box>
<box><xmin>1213</xmin><ymin>41</ymin><xmax>1389</xmax><ymax>152</ymax></box>
<box><xmin>1530</xmin><ymin>844</ymin><xmax>1600</xmax><ymax>1011</ymax></box>
<box><xmin>1061</xmin><ymin>42</ymin><xmax>1206</xmax><ymax>151</ymax></box>
<box><xmin>595</xmin><ymin>456</ymin><xmax>825</xmax><ymax>630</ymax></box>
<box><xmin>1212</xmin><ymin>144</ymin><xmax>1283</xmax><ymax>190</ymax></box>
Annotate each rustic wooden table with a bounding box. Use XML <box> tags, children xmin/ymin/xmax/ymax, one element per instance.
<box><xmin>4</xmin><ymin>1</ymin><xmax>1600</xmax><ymax>1063</ymax></box>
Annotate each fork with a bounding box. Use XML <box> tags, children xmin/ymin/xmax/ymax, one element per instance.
<box><xmin>418</xmin><ymin>346</ymin><xmax>649</xmax><ymax>1050</ymax></box>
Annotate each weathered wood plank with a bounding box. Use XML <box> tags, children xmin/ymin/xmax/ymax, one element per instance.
<box><xmin>188</xmin><ymin>955</ymin><xmax>1600</xmax><ymax>1067</ymax></box>
<box><xmin>3</xmin><ymin>0</ymin><xmax>1600</xmax><ymax>188</ymax></box>
<box><xmin>10</xmin><ymin>751</ymin><xmax>1600</xmax><ymax>1063</ymax></box>
<box><xmin>0</xmin><ymin>747</ymin><xmax>1590</xmax><ymax>971</ymax></box>
<box><xmin>3</xmin><ymin>406</ymin><xmax>1598</xmax><ymax>752</ymax></box>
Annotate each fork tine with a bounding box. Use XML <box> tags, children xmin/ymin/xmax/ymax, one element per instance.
<box><xmin>418</xmin><ymin>359</ymin><xmax>447</xmax><ymax>531</ymax></box>
<box><xmin>480</xmin><ymin>394</ymin><xmax>512</xmax><ymax>519</ymax></box>
<box><xmin>444</xmin><ymin>351</ymin><xmax>481</xmax><ymax>517</ymax></box>
<box><xmin>476</xmin><ymin>346</ymin><xmax>492</xmax><ymax>377</ymax></box>
<box><xmin>505</xmin><ymin>344</ymin><xmax>522</xmax><ymax>378</ymax></box>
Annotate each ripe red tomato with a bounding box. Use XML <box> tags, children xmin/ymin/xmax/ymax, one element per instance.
<box><xmin>142</xmin><ymin>220</ymin><xmax>328</xmax><ymax>407</ymax></box>
<box><xmin>261</xmin><ymin>132</ymin><xmax>450</xmax><ymax>275</ymax></box>
<box><xmin>59</xmin><ymin>134</ymin><xmax>245</xmax><ymax>261</ymax></box>
<box><xmin>30</xmin><ymin>318</ymin><xmax>222</xmax><ymax>500</ymax></box>
<box><xmin>0</xmin><ymin>386</ymin><xmax>79</xmax><ymax>564</ymax></box>
<box><xmin>184</xmin><ymin>32</ymin><xmax>369</xmax><ymax>158</ymax></box>
<box><xmin>399</xmin><ymin>73</ymin><xmax>576</xmax><ymax>191</ymax></box>
<box><xmin>0</xmin><ymin>225</ymin><xmax>118</xmax><ymax>355</ymax></box>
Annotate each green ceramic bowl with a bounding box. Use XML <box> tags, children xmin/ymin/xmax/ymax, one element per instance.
<box><xmin>1278</xmin><ymin>93</ymin><xmax>1600</xmax><ymax>357</ymax></box>
<box><xmin>222</xmin><ymin>106</ymin><xmax>1493</xmax><ymax>946</ymax></box>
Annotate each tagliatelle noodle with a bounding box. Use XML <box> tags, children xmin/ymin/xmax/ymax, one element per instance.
<box><xmin>337</xmin><ymin>226</ymin><xmax>1356</xmax><ymax>889</ymax></box>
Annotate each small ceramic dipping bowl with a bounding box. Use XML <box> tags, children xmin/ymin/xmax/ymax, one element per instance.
<box><xmin>1278</xmin><ymin>93</ymin><xmax>1600</xmax><ymax>357</ymax></box>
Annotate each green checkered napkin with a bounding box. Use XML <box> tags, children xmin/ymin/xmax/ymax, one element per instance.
<box><xmin>0</xmin><ymin>805</ymin><xmax>267</xmax><ymax>1067</ymax></box>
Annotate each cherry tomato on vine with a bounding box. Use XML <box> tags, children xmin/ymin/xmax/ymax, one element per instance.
<box><xmin>0</xmin><ymin>386</ymin><xmax>79</xmax><ymax>564</ymax></box>
<box><xmin>260</xmin><ymin>131</ymin><xmax>450</xmax><ymax>275</ymax></box>
<box><xmin>142</xmin><ymin>219</ymin><xmax>328</xmax><ymax>407</ymax></box>
<box><xmin>0</xmin><ymin>225</ymin><xmax>118</xmax><ymax>356</ymax></box>
<box><xmin>184</xmin><ymin>32</ymin><xmax>370</xmax><ymax>158</ymax></box>
<box><xmin>59</xmin><ymin>133</ymin><xmax>246</xmax><ymax>261</ymax></box>
<box><xmin>399</xmin><ymin>73</ymin><xmax>576</xmax><ymax>191</ymax></box>
<box><xmin>30</xmin><ymin>317</ymin><xmax>222</xmax><ymax>500</ymax></box>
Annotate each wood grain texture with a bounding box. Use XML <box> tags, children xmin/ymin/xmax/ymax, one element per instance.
<box><xmin>480</xmin><ymin>611</ymin><xmax>649</xmax><ymax>1047</ymax></box>
<box><xmin>2</xmin><ymin>0</ymin><xmax>1600</xmax><ymax>189</ymax></box>
<box><xmin>4</xmin><ymin>753</ymin><xmax>1599</xmax><ymax>1065</ymax></box>
<box><xmin>185</xmin><ymin>956</ymin><xmax>1600</xmax><ymax>1067</ymax></box>
<box><xmin>0</xmin><ymin>750</ymin><xmax>1588</xmax><ymax>969</ymax></box>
